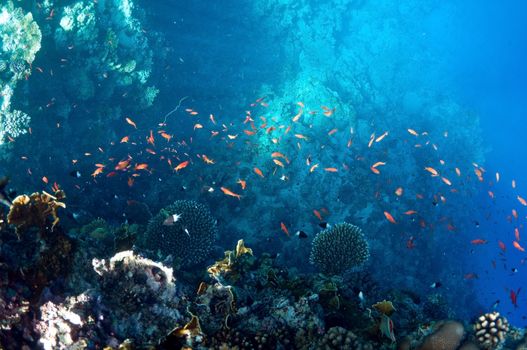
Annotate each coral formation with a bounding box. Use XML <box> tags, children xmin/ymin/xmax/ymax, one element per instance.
<box><xmin>138</xmin><ymin>200</ymin><xmax>217</xmax><ymax>268</ymax></box>
<box><xmin>473</xmin><ymin>311</ymin><xmax>509</xmax><ymax>349</ymax></box>
<box><xmin>418</xmin><ymin>320</ymin><xmax>465</xmax><ymax>350</ymax></box>
<box><xmin>7</xmin><ymin>190</ymin><xmax>66</xmax><ymax>235</ymax></box>
<box><xmin>310</xmin><ymin>222</ymin><xmax>369</xmax><ymax>275</ymax></box>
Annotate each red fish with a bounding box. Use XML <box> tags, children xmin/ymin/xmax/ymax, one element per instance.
<box><xmin>510</xmin><ymin>288</ymin><xmax>521</xmax><ymax>308</ymax></box>
<box><xmin>498</xmin><ymin>240</ymin><xmax>506</xmax><ymax>252</ymax></box>
<box><xmin>220</xmin><ymin>187</ymin><xmax>241</xmax><ymax>200</ymax></box>
<box><xmin>280</xmin><ymin>222</ymin><xmax>289</xmax><ymax>236</ymax></box>
<box><xmin>383</xmin><ymin>211</ymin><xmax>397</xmax><ymax>224</ymax></box>
<box><xmin>175</xmin><ymin>161</ymin><xmax>189</xmax><ymax>172</ymax></box>
<box><xmin>471</xmin><ymin>239</ymin><xmax>487</xmax><ymax>245</ymax></box>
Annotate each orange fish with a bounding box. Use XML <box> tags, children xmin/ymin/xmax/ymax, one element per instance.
<box><xmin>498</xmin><ymin>240</ymin><xmax>506</xmax><ymax>252</ymax></box>
<box><xmin>271</xmin><ymin>152</ymin><xmax>289</xmax><ymax>163</ymax></box>
<box><xmin>254</xmin><ymin>167</ymin><xmax>264</xmax><ymax>178</ymax></box>
<box><xmin>515</xmin><ymin>228</ymin><xmax>521</xmax><ymax>242</ymax></box>
<box><xmin>120</xmin><ymin>136</ymin><xmax>129</xmax><ymax>143</ymax></box>
<box><xmin>220</xmin><ymin>186</ymin><xmax>241</xmax><ymax>200</ymax></box>
<box><xmin>407</xmin><ymin>128</ymin><xmax>419</xmax><ymax>136</ymax></box>
<box><xmin>244</xmin><ymin>130</ymin><xmax>255</xmax><ymax>136</ymax></box>
<box><xmin>395</xmin><ymin>187</ymin><xmax>403</xmax><ymax>196</ymax></box>
<box><xmin>115</xmin><ymin>158</ymin><xmax>131</xmax><ymax>171</ymax></box>
<box><xmin>310</xmin><ymin>164</ymin><xmax>319</xmax><ymax>173</ymax></box>
<box><xmin>134</xmin><ymin>163</ymin><xmax>149</xmax><ymax>171</ymax></box>
<box><xmin>194</xmin><ymin>123</ymin><xmax>203</xmax><ymax>130</ymax></box>
<box><xmin>313</xmin><ymin>209</ymin><xmax>322</xmax><ymax>221</ymax></box>
<box><xmin>471</xmin><ymin>239</ymin><xmax>487</xmax><ymax>245</ymax></box>
<box><xmin>441</xmin><ymin>177</ymin><xmax>452</xmax><ymax>186</ymax></box>
<box><xmin>92</xmin><ymin>167</ymin><xmax>104</xmax><ymax>177</ymax></box>
<box><xmin>328</xmin><ymin>128</ymin><xmax>338</xmax><ymax>136</ymax></box>
<box><xmin>375</xmin><ymin>131</ymin><xmax>388</xmax><ymax>142</ymax></box>
<box><xmin>324</xmin><ymin>167</ymin><xmax>338</xmax><ymax>172</ymax></box>
<box><xmin>237</xmin><ymin>179</ymin><xmax>246</xmax><ymax>190</ymax></box>
<box><xmin>403</xmin><ymin>210</ymin><xmax>417</xmax><ymax>215</ymax></box>
<box><xmin>384</xmin><ymin>211</ymin><xmax>397</xmax><ymax>224</ymax></box>
<box><xmin>147</xmin><ymin>130</ymin><xmax>155</xmax><ymax>146</ymax></box>
<box><xmin>160</xmin><ymin>132</ymin><xmax>172</xmax><ymax>142</ymax></box>
<box><xmin>175</xmin><ymin>160</ymin><xmax>189</xmax><ymax>172</ymax></box>
<box><xmin>370</xmin><ymin>166</ymin><xmax>380</xmax><ymax>174</ymax></box>
<box><xmin>201</xmin><ymin>155</ymin><xmax>215</xmax><ymax>164</ymax></box>
<box><xmin>125</xmin><ymin>117</ymin><xmax>137</xmax><ymax>129</ymax></box>
<box><xmin>371</xmin><ymin>161</ymin><xmax>386</xmax><ymax>168</ymax></box>
<box><xmin>280</xmin><ymin>222</ymin><xmax>290</xmax><ymax>236</ymax></box>
<box><xmin>424</xmin><ymin>167</ymin><xmax>439</xmax><ymax>176</ymax></box>
<box><xmin>518</xmin><ymin>195</ymin><xmax>527</xmax><ymax>206</ymax></box>
<box><xmin>294</xmin><ymin>134</ymin><xmax>308</xmax><ymax>140</ymax></box>
<box><xmin>513</xmin><ymin>241</ymin><xmax>525</xmax><ymax>252</ymax></box>
<box><xmin>455</xmin><ymin>168</ymin><xmax>461</xmax><ymax>176</ymax></box>
<box><xmin>42</xmin><ymin>176</ymin><xmax>49</xmax><ymax>184</ymax></box>
<box><xmin>273</xmin><ymin>159</ymin><xmax>285</xmax><ymax>167</ymax></box>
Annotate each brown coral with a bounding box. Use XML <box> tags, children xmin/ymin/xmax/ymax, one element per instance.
<box><xmin>7</xmin><ymin>190</ymin><xmax>66</xmax><ymax>236</ymax></box>
<box><xmin>418</xmin><ymin>321</ymin><xmax>465</xmax><ymax>350</ymax></box>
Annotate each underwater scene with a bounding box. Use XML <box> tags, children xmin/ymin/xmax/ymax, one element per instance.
<box><xmin>0</xmin><ymin>0</ymin><xmax>527</xmax><ymax>349</ymax></box>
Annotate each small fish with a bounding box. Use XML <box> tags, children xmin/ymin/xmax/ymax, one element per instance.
<box><xmin>134</xmin><ymin>163</ymin><xmax>149</xmax><ymax>171</ymax></box>
<box><xmin>510</xmin><ymin>288</ymin><xmax>521</xmax><ymax>308</ymax></box>
<box><xmin>471</xmin><ymin>239</ymin><xmax>487</xmax><ymax>245</ymax></box>
<box><xmin>395</xmin><ymin>187</ymin><xmax>403</xmax><ymax>196</ymax></box>
<box><xmin>296</xmin><ymin>230</ymin><xmax>308</xmax><ymax>238</ymax></box>
<box><xmin>220</xmin><ymin>186</ymin><xmax>242</xmax><ymax>200</ymax></box>
<box><xmin>175</xmin><ymin>161</ymin><xmax>189</xmax><ymax>172</ymax></box>
<box><xmin>69</xmin><ymin>170</ymin><xmax>81</xmax><ymax>178</ymax></box>
<box><xmin>492</xmin><ymin>299</ymin><xmax>500</xmax><ymax>309</ymax></box>
<box><xmin>125</xmin><ymin>117</ymin><xmax>137</xmax><ymax>129</ymax></box>
<box><xmin>163</xmin><ymin>213</ymin><xmax>182</xmax><ymax>226</ymax></box>
<box><xmin>498</xmin><ymin>240</ymin><xmax>506</xmax><ymax>252</ymax></box>
<box><xmin>254</xmin><ymin>167</ymin><xmax>265</xmax><ymax>178</ymax></box>
<box><xmin>375</xmin><ymin>131</ymin><xmax>388</xmax><ymax>142</ymax></box>
<box><xmin>313</xmin><ymin>209</ymin><xmax>323</xmax><ymax>221</ymax></box>
<box><xmin>237</xmin><ymin>179</ymin><xmax>247</xmax><ymax>190</ymax></box>
<box><xmin>518</xmin><ymin>195</ymin><xmax>527</xmax><ymax>206</ymax></box>
<box><xmin>403</xmin><ymin>210</ymin><xmax>417</xmax><ymax>215</ymax></box>
<box><xmin>513</xmin><ymin>241</ymin><xmax>525</xmax><ymax>252</ymax></box>
<box><xmin>430</xmin><ymin>281</ymin><xmax>442</xmax><ymax>288</ymax></box>
<box><xmin>424</xmin><ymin>167</ymin><xmax>439</xmax><ymax>176</ymax></box>
<box><xmin>42</xmin><ymin>176</ymin><xmax>49</xmax><ymax>184</ymax></box>
<box><xmin>280</xmin><ymin>222</ymin><xmax>289</xmax><ymax>236</ymax></box>
<box><xmin>120</xmin><ymin>136</ymin><xmax>129</xmax><ymax>143</ymax></box>
<box><xmin>319</xmin><ymin>222</ymin><xmax>330</xmax><ymax>229</ymax></box>
<box><xmin>358</xmin><ymin>291</ymin><xmax>366</xmax><ymax>306</ymax></box>
<box><xmin>324</xmin><ymin>167</ymin><xmax>338</xmax><ymax>172</ymax></box>
<box><xmin>407</xmin><ymin>128</ymin><xmax>419</xmax><ymax>136</ymax></box>
<box><xmin>383</xmin><ymin>211</ymin><xmax>397</xmax><ymax>224</ymax></box>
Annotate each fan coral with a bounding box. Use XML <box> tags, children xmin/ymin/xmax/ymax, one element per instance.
<box><xmin>473</xmin><ymin>311</ymin><xmax>509</xmax><ymax>349</ymax></box>
<box><xmin>138</xmin><ymin>200</ymin><xmax>217</xmax><ymax>267</ymax></box>
<box><xmin>7</xmin><ymin>190</ymin><xmax>66</xmax><ymax>236</ymax></box>
<box><xmin>310</xmin><ymin>222</ymin><xmax>369</xmax><ymax>275</ymax></box>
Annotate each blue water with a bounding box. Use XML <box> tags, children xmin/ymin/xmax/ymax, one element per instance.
<box><xmin>1</xmin><ymin>0</ymin><xmax>527</xmax><ymax>343</ymax></box>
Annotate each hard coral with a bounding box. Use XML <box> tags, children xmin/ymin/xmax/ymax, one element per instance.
<box><xmin>310</xmin><ymin>222</ymin><xmax>369</xmax><ymax>275</ymax></box>
<box><xmin>138</xmin><ymin>200</ymin><xmax>217</xmax><ymax>268</ymax></box>
<box><xmin>7</xmin><ymin>190</ymin><xmax>66</xmax><ymax>236</ymax></box>
<box><xmin>418</xmin><ymin>321</ymin><xmax>465</xmax><ymax>350</ymax></box>
<box><xmin>473</xmin><ymin>311</ymin><xmax>509</xmax><ymax>349</ymax></box>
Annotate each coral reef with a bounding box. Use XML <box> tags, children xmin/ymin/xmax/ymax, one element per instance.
<box><xmin>310</xmin><ymin>222</ymin><xmax>369</xmax><ymax>275</ymax></box>
<box><xmin>473</xmin><ymin>311</ymin><xmax>509</xmax><ymax>350</ymax></box>
<box><xmin>0</xmin><ymin>1</ymin><xmax>41</xmax><ymax>144</ymax></box>
<box><xmin>7</xmin><ymin>190</ymin><xmax>66</xmax><ymax>236</ymax></box>
<box><xmin>138</xmin><ymin>200</ymin><xmax>217</xmax><ymax>268</ymax></box>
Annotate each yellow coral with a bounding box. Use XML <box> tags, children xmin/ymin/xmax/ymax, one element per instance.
<box><xmin>372</xmin><ymin>300</ymin><xmax>396</xmax><ymax>316</ymax></box>
<box><xmin>7</xmin><ymin>190</ymin><xmax>66</xmax><ymax>236</ymax></box>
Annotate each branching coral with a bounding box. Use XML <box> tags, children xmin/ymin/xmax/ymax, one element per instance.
<box><xmin>138</xmin><ymin>200</ymin><xmax>217</xmax><ymax>267</ymax></box>
<box><xmin>7</xmin><ymin>190</ymin><xmax>66</xmax><ymax>236</ymax></box>
<box><xmin>310</xmin><ymin>222</ymin><xmax>369</xmax><ymax>275</ymax></box>
<box><xmin>473</xmin><ymin>312</ymin><xmax>509</xmax><ymax>349</ymax></box>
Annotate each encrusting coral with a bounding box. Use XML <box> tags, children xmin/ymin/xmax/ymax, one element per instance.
<box><xmin>418</xmin><ymin>320</ymin><xmax>465</xmax><ymax>350</ymax></box>
<box><xmin>310</xmin><ymin>222</ymin><xmax>369</xmax><ymax>275</ymax></box>
<box><xmin>7</xmin><ymin>189</ymin><xmax>66</xmax><ymax>236</ymax></box>
<box><xmin>137</xmin><ymin>200</ymin><xmax>217</xmax><ymax>267</ymax></box>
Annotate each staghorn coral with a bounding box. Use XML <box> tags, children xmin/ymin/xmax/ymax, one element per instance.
<box><xmin>310</xmin><ymin>222</ymin><xmax>369</xmax><ymax>275</ymax></box>
<box><xmin>418</xmin><ymin>320</ymin><xmax>465</xmax><ymax>350</ymax></box>
<box><xmin>138</xmin><ymin>200</ymin><xmax>217</xmax><ymax>268</ymax></box>
<box><xmin>473</xmin><ymin>311</ymin><xmax>509</xmax><ymax>349</ymax></box>
<box><xmin>7</xmin><ymin>190</ymin><xmax>66</xmax><ymax>236</ymax></box>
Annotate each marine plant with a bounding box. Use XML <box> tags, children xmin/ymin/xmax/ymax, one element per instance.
<box><xmin>137</xmin><ymin>200</ymin><xmax>217</xmax><ymax>268</ymax></box>
<box><xmin>310</xmin><ymin>222</ymin><xmax>369</xmax><ymax>275</ymax></box>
